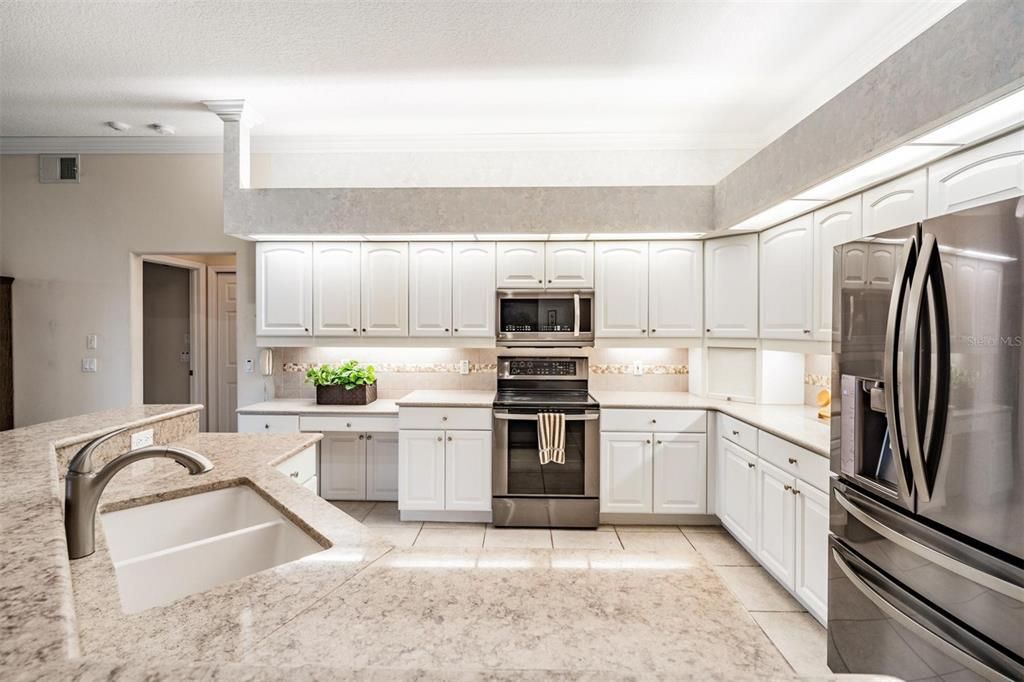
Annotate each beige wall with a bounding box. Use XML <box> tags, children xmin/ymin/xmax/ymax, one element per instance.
<box><xmin>0</xmin><ymin>154</ymin><xmax>264</xmax><ymax>427</ymax></box>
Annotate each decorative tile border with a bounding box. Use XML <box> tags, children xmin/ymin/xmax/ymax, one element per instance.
<box><xmin>591</xmin><ymin>364</ymin><xmax>688</xmax><ymax>376</ymax></box>
<box><xmin>804</xmin><ymin>373</ymin><xmax>831</xmax><ymax>388</ymax></box>
<box><xmin>282</xmin><ymin>362</ymin><xmax>498</xmax><ymax>374</ymax></box>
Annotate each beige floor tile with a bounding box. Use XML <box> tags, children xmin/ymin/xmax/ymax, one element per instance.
<box><xmin>328</xmin><ymin>500</ymin><xmax>374</xmax><ymax>521</ymax></box>
<box><xmin>752</xmin><ymin>612</ymin><xmax>830</xmax><ymax>676</ymax></box>
<box><xmin>551</xmin><ymin>529</ymin><xmax>623</xmax><ymax>550</ymax></box>
<box><xmin>421</xmin><ymin>522</ymin><xmax>487</xmax><ymax>529</ymax></box>
<box><xmin>413</xmin><ymin>527</ymin><xmax>485</xmax><ymax>549</ymax></box>
<box><xmin>617</xmin><ymin>531</ymin><xmax>698</xmax><ymax>555</ymax></box>
<box><xmin>714</xmin><ymin>566</ymin><xmax>805</xmax><ymax>612</ymax></box>
<box><xmin>371</xmin><ymin>525</ymin><xmax>422</xmax><ymax>549</ymax></box>
<box><xmin>483</xmin><ymin>528</ymin><xmax>552</xmax><ymax>549</ymax></box>
<box><xmin>678</xmin><ymin>524</ymin><xmax>725</xmax><ymax>533</ymax></box>
<box><xmin>684</xmin><ymin>530</ymin><xmax>758</xmax><ymax>566</ymax></box>
<box><xmin>596</xmin><ymin>525</ymin><xmax>617</xmax><ymax>532</ymax></box>
<box><xmin>614</xmin><ymin>524</ymin><xmax>684</xmax><ymax>533</ymax></box>
<box><xmin>361</xmin><ymin>502</ymin><xmax>406</xmax><ymax>526</ymax></box>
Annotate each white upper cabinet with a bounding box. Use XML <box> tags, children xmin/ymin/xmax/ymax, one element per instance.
<box><xmin>256</xmin><ymin>242</ymin><xmax>313</xmax><ymax>336</ymax></box>
<box><xmin>544</xmin><ymin>242</ymin><xmax>594</xmax><ymax>288</ymax></box>
<box><xmin>760</xmin><ymin>215</ymin><xmax>814</xmax><ymax>340</ymax></box>
<box><xmin>649</xmin><ymin>241</ymin><xmax>703</xmax><ymax>338</ymax></box>
<box><xmin>496</xmin><ymin>242</ymin><xmax>545</xmax><ymax>288</ymax></box>
<box><xmin>312</xmin><ymin>243</ymin><xmax>360</xmax><ymax>336</ymax></box>
<box><xmin>409</xmin><ymin>242</ymin><xmax>453</xmax><ymax>337</ymax></box>
<box><xmin>704</xmin><ymin>234</ymin><xmax>758</xmax><ymax>338</ymax></box>
<box><xmin>812</xmin><ymin>197</ymin><xmax>862</xmax><ymax>340</ymax></box>
<box><xmin>867</xmin><ymin>244</ymin><xmax>898</xmax><ymax>288</ymax></box>
<box><xmin>595</xmin><ymin>242</ymin><xmax>649</xmax><ymax>337</ymax></box>
<box><xmin>927</xmin><ymin>130</ymin><xmax>1024</xmax><ymax>217</ymax></box>
<box><xmin>652</xmin><ymin>433</ymin><xmax>707</xmax><ymax>514</ymax></box>
<box><xmin>360</xmin><ymin>243</ymin><xmax>409</xmax><ymax>336</ymax></box>
<box><xmin>862</xmin><ymin>169</ymin><xmax>926</xmax><ymax>236</ymax></box>
<box><xmin>451</xmin><ymin>242</ymin><xmax>496</xmax><ymax>337</ymax></box>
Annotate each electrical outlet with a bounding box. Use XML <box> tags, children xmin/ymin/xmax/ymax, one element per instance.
<box><xmin>459</xmin><ymin>359</ymin><xmax>470</xmax><ymax>375</ymax></box>
<box><xmin>130</xmin><ymin>428</ymin><xmax>154</xmax><ymax>450</ymax></box>
<box><xmin>632</xmin><ymin>360</ymin><xmax>643</xmax><ymax>376</ymax></box>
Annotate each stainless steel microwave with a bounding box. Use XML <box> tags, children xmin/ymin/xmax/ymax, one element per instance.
<box><xmin>496</xmin><ymin>289</ymin><xmax>594</xmax><ymax>347</ymax></box>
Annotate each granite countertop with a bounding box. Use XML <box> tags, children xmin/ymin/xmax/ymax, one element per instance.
<box><xmin>591</xmin><ymin>391</ymin><xmax>831</xmax><ymax>457</ymax></box>
<box><xmin>237</xmin><ymin>398</ymin><xmax>400</xmax><ymax>415</ymax></box>
<box><xmin>395</xmin><ymin>389</ymin><xmax>496</xmax><ymax>407</ymax></box>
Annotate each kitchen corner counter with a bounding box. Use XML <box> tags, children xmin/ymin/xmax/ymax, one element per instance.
<box><xmin>591</xmin><ymin>391</ymin><xmax>831</xmax><ymax>457</ymax></box>
<box><xmin>394</xmin><ymin>389</ymin><xmax>496</xmax><ymax>408</ymax></box>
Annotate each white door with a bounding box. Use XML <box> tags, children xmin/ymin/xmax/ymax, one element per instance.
<box><xmin>320</xmin><ymin>433</ymin><xmax>367</xmax><ymax>501</ymax></box>
<box><xmin>867</xmin><ymin>244</ymin><xmax>898</xmax><ymax>288</ymax></box>
<box><xmin>365</xmin><ymin>432</ymin><xmax>399</xmax><ymax>502</ymax></box>
<box><xmin>451</xmin><ymin>242</ymin><xmax>496</xmax><ymax>337</ymax></box>
<box><xmin>812</xmin><ymin>198</ymin><xmax>862</xmax><ymax>340</ymax></box>
<box><xmin>444</xmin><ymin>430</ymin><xmax>492</xmax><ymax>511</ymax></box>
<box><xmin>652</xmin><ymin>433</ymin><xmax>707</xmax><ymax>514</ymax></box>
<box><xmin>862</xmin><ymin>169</ymin><xmax>926</xmax><ymax>237</ymax></box>
<box><xmin>398</xmin><ymin>429</ymin><xmax>445</xmax><ymax>511</ymax></box>
<box><xmin>648</xmin><ymin>241</ymin><xmax>703</xmax><ymax>338</ymax></box>
<box><xmin>704</xmin><ymin>234</ymin><xmax>758</xmax><ymax>338</ymax></box>
<box><xmin>927</xmin><ymin>130</ymin><xmax>1024</xmax><ymax>217</ymax></box>
<box><xmin>312</xmin><ymin>243</ymin><xmax>360</xmax><ymax>337</ymax></box>
<box><xmin>595</xmin><ymin>242</ymin><xmax>649</xmax><ymax>337</ymax></box>
<box><xmin>409</xmin><ymin>242</ymin><xmax>453</xmax><ymax>337</ymax></box>
<box><xmin>756</xmin><ymin>458</ymin><xmax>796</xmax><ymax>590</ymax></box>
<box><xmin>545</xmin><ymin>242</ymin><xmax>594</xmax><ymax>288</ymax></box>
<box><xmin>361</xmin><ymin>243</ymin><xmax>409</xmax><ymax>336</ymax></box>
<box><xmin>255</xmin><ymin>242</ymin><xmax>313</xmax><ymax>336</ymax></box>
<box><xmin>719</xmin><ymin>438</ymin><xmax>758</xmax><ymax>549</ymax></box>
<box><xmin>600</xmin><ymin>431</ymin><xmax>652</xmax><ymax>513</ymax></box>
<box><xmin>209</xmin><ymin>271</ymin><xmax>237</xmax><ymax>433</ymax></box>
<box><xmin>760</xmin><ymin>215</ymin><xmax>814</xmax><ymax>340</ymax></box>
<box><xmin>496</xmin><ymin>242</ymin><xmax>545</xmax><ymax>288</ymax></box>
<box><xmin>794</xmin><ymin>483</ymin><xmax>829</xmax><ymax>624</ymax></box>
<box><xmin>841</xmin><ymin>243</ymin><xmax>869</xmax><ymax>288</ymax></box>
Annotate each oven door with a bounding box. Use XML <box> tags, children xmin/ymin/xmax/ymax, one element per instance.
<box><xmin>493</xmin><ymin>409</ymin><xmax>599</xmax><ymax>498</ymax></box>
<box><xmin>496</xmin><ymin>290</ymin><xmax>594</xmax><ymax>346</ymax></box>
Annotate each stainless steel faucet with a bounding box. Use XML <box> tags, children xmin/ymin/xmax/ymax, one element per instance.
<box><xmin>64</xmin><ymin>426</ymin><xmax>213</xmax><ymax>559</ymax></box>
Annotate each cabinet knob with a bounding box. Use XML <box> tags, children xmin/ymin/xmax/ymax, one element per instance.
<box><xmin>784</xmin><ymin>484</ymin><xmax>792</xmax><ymax>491</ymax></box>
<box><xmin>366</xmin><ymin>434</ymin><xmax>373</xmax><ymax>440</ymax></box>
<box><xmin>346</xmin><ymin>422</ymin><xmax>352</xmax><ymax>428</ymax></box>
<box><xmin>445</xmin><ymin>328</ymin><xmax>450</xmax><ymax>332</ymax></box>
<box><xmin>651</xmin><ymin>419</ymin><xmax>657</xmax><ymax>424</ymax></box>
<box><xmin>802</xmin><ymin>329</ymin><xmax>811</xmax><ymax>334</ymax></box>
<box><xmin>646</xmin><ymin>439</ymin><xmax>651</xmax><ymax>444</ymax></box>
<box><xmin>290</xmin><ymin>471</ymin><xmax>299</xmax><ymax>478</ymax></box>
<box><xmin>792</xmin><ymin>488</ymin><xmax>801</xmax><ymax>496</ymax></box>
<box><xmin>442</xmin><ymin>416</ymin><xmax>447</xmax><ymax>421</ymax></box>
<box><xmin>732</xmin><ymin>430</ymin><xmax>740</xmax><ymax>436</ymax></box>
<box><xmin>788</xmin><ymin>457</ymin><xmax>798</xmax><ymax>464</ymax></box>
<box><xmin>651</xmin><ymin>329</ymin><xmax>656</xmax><ymax>333</ymax></box>
<box><xmin>447</xmin><ymin>436</ymin><xmax>453</xmax><ymax>442</ymax></box>
<box><xmin>656</xmin><ymin>440</ymin><xmax>662</xmax><ymax>445</ymax></box>
<box><xmin>538</xmin><ymin>279</ymin><xmax>543</xmax><ymax>283</ymax></box>
<box><xmin>548</xmin><ymin>279</ymin><xmax>552</xmax><ymax>283</ymax></box>
<box><xmin>436</xmin><ymin>436</ymin><xmax>443</xmax><ymax>442</ymax></box>
<box><xmin>706</xmin><ymin>328</ymin><xmax>711</xmax><ymax>333</ymax></box>
<box><xmin>352</xmin><ymin>328</ymin><xmax>357</xmax><ymax>332</ymax></box>
<box><xmin>264</xmin><ymin>424</ymin><xmax>269</xmax><ymax>429</ymax></box>
<box><xmin>358</xmin><ymin>434</ymin><xmax>365</xmax><ymax>440</ymax></box>
<box><xmin>747</xmin><ymin>462</ymin><xmax>756</xmax><ymax>469</ymax></box>
<box><xmin>362</xmin><ymin>328</ymin><xmax>366</xmax><ymax>332</ymax></box>
<box><xmin>304</xmin><ymin>327</ymin><xmax>309</xmax><ymax>333</ymax></box>
<box><xmin>454</xmin><ymin>328</ymin><xmax>459</xmax><ymax>332</ymax></box>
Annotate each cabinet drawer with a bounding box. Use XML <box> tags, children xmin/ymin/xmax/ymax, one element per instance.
<box><xmin>719</xmin><ymin>414</ymin><xmax>758</xmax><ymax>453</ymax></box>
<box><xmin>276</xmin><ymin>445</ymin><xmax>317</xmax><ymax>483</ymax></box>
<box><xmin>238</xmin><ymin>414</ymin><xmax>300</xmax><ymax>433</ymax></box>
<box><xmin>299</xmin><ymin>415</ymin><xmax>399</xmax><ymax>433</ymax></box>
<box><xmin>601</xmin><ymin>409</ymin><xmax>706</xmax><ymax>433</ymax></box>
<box><xmin>757</xmin><ymin>431</ymin><xmax>829</xmax><ymax>492</ymax></box>
<box><xmin>398</xmin><ymin>407</ymin><xmax>492</xmax><ymax>431</ymax></box>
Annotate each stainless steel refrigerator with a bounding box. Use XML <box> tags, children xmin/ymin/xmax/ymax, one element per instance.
<box><xmin>828</xmin><ymin>196</ymin><xmax>1024</xmax><ymax>681</ymax></box>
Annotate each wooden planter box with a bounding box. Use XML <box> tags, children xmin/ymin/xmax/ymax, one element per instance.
<box><xmin>315</xmin><ymin>382</ymin><xmax>377</xmax><ymax>405</ymax></box>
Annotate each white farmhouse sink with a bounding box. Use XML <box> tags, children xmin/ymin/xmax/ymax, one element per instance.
<box><xmin>100</xmin><ymin>486</ymin><xmax>323</xmax><ymax>613</ymax></box>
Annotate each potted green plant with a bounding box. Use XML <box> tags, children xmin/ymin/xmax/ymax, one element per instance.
<box><xmin>304</xmin><ymin>361</ymin><xmax>378</xmax><ymax>405</ymax></box>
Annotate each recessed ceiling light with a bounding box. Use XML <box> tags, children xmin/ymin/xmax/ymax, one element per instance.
<box><xmin>105</xmin><ymin>121</ymin><xmax>131</xmax><ymax>132</ymax></box>
<box><xmin>148</xmin><ymin>123</ymin><xmax>176</xmax><ymax>136</ymax></box>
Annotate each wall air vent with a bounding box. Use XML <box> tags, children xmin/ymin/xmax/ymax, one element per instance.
<box><xmin>39</xmin><ymin>154</ymin><xmax>80</xmax><ymax>183</ymax></box>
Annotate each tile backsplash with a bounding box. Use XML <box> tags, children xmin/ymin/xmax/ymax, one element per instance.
<box><xmin>804</xmin><ymin>353</ymin><xmax>832</xmax><ymax>406</ymax></box>
<box><xmin>272</xmin><ymin>347</ymin><xmax>689</xmax><ymax>399</ymax></box>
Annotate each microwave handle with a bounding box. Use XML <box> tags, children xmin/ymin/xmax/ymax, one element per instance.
<box><xmin>573</xmin><ymin>293</ymin><xmax>580</xmax><ymax>337</ymax></box>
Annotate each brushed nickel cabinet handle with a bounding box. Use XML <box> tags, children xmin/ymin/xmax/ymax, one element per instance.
<box><xmin>784</xmin><ymin>484</ymin><xmax>792</xmax><ymax>491</ymax></box>
<box><xmin>788</xmin><ymin>457</ymin><xmax>798</xmax><ymax>464</ymax></box>
<box><xmin>290</xmin><ymin>471</ymin><xmax>299</xmax><ymax>478</ymax></box>
<box><xmin>732</xmin><ymin>430</ymin><xmax>740</xmax><ymax>436</ymax></box>
<box><xmin>747</xmin><ymin>462</ymin><xmax>756</xmax><ymax>469</ymax></box>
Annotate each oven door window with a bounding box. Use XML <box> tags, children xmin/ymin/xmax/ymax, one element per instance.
<box><xmin>507</xmin><ymin>418</ymin><xmax>585</xmax><ymax>495</ymax></box>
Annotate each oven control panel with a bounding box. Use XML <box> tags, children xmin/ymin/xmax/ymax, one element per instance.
<box><xmin>508</xmin><ymin>359</ymin><xmax>577</xmax><ymax>376</ymax></box>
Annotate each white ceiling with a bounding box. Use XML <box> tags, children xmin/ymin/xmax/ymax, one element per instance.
<box><xmin>1</xmin><ymin>1</ymin><xmax>961</xmax><ymax>166</ymax></box>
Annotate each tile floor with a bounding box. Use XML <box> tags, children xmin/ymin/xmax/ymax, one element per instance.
<box><xmin>331</xmin><ymin>500</ymin><xmax>829</xmax><ymax>677</ymax></box>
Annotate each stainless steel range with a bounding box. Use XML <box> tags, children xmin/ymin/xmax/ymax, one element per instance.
<box><xmin>492</xmin><ymin>356</ymin><xmax>600</xmax><ymax>528</ymax></box>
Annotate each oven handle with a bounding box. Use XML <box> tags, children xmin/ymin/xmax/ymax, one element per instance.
<box><xmin>493</xmin><ymin>412</ymin><xmax>599</xmax><ymax>422</ymax></box>
<box><xmin>573</xmin><ymin>293</ymin><xmax>581</xmax><ymax>337</ymax></box>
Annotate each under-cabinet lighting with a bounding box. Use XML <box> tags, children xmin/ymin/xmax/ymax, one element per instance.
<box><xmin>369</xmin><ymin>233</ymin><xmax>470</xmax><ymax>241</ymax></box>
<box><xmin>915</xmin><ymin>88</ymin><xmax>1024</xmax><ymax>145</ymax></box>
<box><xmin>547</xmin><ymin>233</ymin><xmax>590</xmax><ymax>241</ymax></box>
<box><xmin>588</xmin><ymin>232</ymin><xmax>705</xmax><ymax>240</ymax></box>
<box><xmin>728</xmin><ymin>199</ymin><xmax>825</xmax><ymax>231</ymax></box>
<box><xmin>480</xmin><ymin>233</ymin><xmax>547</xmax><ymax>241</ymax></box>
<box><xmin>245</xmin><ymin>233</ymin><xmax>364</xmax><ymax>241</ymax></box>
<box><xmin>794</xmin><ymin>144</ymin><xmax>956</xmax><ymax>202</ymax></box>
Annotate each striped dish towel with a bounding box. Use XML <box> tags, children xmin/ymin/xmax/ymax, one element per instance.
<box><xmin>537</xmin><ymin>412</ymin><xmax>566</xmax><ymax>465</ymax></box>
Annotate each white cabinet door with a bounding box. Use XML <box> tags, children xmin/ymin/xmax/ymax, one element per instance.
<box><xmin>361</xmin><ymin>243</ymin><xmax>409</xmax><ymax>336</ymax></box>
<box><xmin>595</xmin><ymin>242</ymin><xmax>649</xmax><ymax>337</ymax></box>
<box><xmin>320</xmin><ymin>433</ymin><xmax>366</xmax><ymax>501</ymax></box>
<box><xmin>256</xmin><ymin>242</ymin><xmax>313</xmax><ymax>336</ymax></box>
<box><xmin>398</xmin><ymin>430</ymin><xmax>445</xmax><ymax>511</ymax></box>
<box><xmin>496</xmin><ymin>242</ymin><xmax>545</xmax><ymax>288</ymax></box>
<box><xmin>444</xmin><ymin>430</ymin><xmax>492</xmax><ymax>512</ymax></box>
<box><xmin>452</xmin><ymin>242</ymin><xmax>496</xmax><ymax>337</ymax></box>
<box><xmin>600</xmin><ymin>431</ymin><xmax>653</xmax><ymax>513</ymax></box>
<box><xmin>760</xmin><ymin>215</ymin><xmax>814</xmax><ymax>340</ymax></box>
<box><xmin>365</xmin><ymin>432</ymin><xmax>399</xmax><ymax>502</ymax></box>
<box><xmin>756</xmin><ymin>458</ymin><xmax>796</xmax><ymax>590</ymax></box>
<box><xmin>719</xmin><ymin>438</ymin><xmax>758</xmax><ymax>550</ymax></box>
<box><xmin>312</xmin><ymin>242</ymin><xmax>360</xmax><ymax>336</ymax></box>
<box><xmin>840</xmin><ymin>243</ymin><xmax>869</xmax><ymax>288</ymax></box>
<box><xmin>545</xmin><ymin>242</ymin><xmax>594</xmax><ymax>288</ymax></box>
<box><xmin>927</xmin><ymin>130</ymin><xmax>1024</xmax><ymax>217</ymax></box>
<box><xmin>812</xmin><ymin>198</ymin><xmax>862</xmax><ymax>340</ymax></box>
<box><xmin>862</xmin><ymin>169</ymin><xmax>926</xmax><ymax>237</ymax></box>
<box><xmin>652</xmin><ymin>433</ymin><xmax>707</xmax><ymax>514</ymax></box>
<box><xmin>409</xmin><ymin>242</ymin><xmax>453</xmax><ymax>337</ymax></box>
<box><xmin>704</xmin><ymin>234</ymin><xmax>758</xmax><ymax>338</ymax></box>
<box><xmin>867</xmin><ymin>244</ymin><xmax>898</xmax><ymax>288</ymax></box>
<box><xmin>649</xmin><ymin>241</ymin><xmax>703</xmax><ymax>338</ymax></box>
<box><xmin>795</xmin><ymin>483</ymin><xmax>829</xmax><ymax>624</ymax></box>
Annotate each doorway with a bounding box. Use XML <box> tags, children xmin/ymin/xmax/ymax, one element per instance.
<box><xmin>207</xmin><ymin>267</ymin><xmax>238</xmax><ymax>432</ymax></box>
<box><xmin>142</xmin><ymin>262</ymin><xmax>192</xmax><ymax>404</ymax></box>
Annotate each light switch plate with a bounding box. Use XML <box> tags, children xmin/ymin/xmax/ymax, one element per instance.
<box><xmin>81</xmin><ymin>358</ymin><xmax>97</xmax><ymax>373</ymax></box>
<box><xmin>632</xmin><ymin>360</ymin><xmax>643</xmax><ymax>376</ymax></box>
<box><xmin>244</xmin><ymin>359</ymin><xmax>255</xmax><ymax>374</ymax></box>
<box><xmin>130</xmin><ymin>429</ymin><xmax>154</xmax><ymax>450</ymax></box>
<box><xmin>459</xmin><ymin>359</ymin><xmax>470</xmax><ymax>375</ymax></box>
<box><xmin>86</xmin><ymin>334</ymin><xmax>98</xmax><ymax>349</ymax></box>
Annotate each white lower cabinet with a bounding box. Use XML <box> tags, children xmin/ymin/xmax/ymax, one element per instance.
<box><xmin>600</xmin><ymin>432</ymin><xmax>653</xmax><ymax>513</ymax></box>
<box><xmin>652</xmin><ymin>434</ymin><xmax>707</xmax><ymax>514</ymax></box>
<box><xmin>718</xmin><ymin>437</ymin><xmax>758</xmax><ymax>549</ymax></box>
<box><xmin>320</xmin><ymin>431</ymin><xmax>399</xmax><ymax>501</ymax></box>
<box><xmin>794</xmin><ymin>483</ymin><xmax>830</xmax><ymax>623</ymax></box>
<box><xmin>755</xmin><ymin>458</ymin><xmax>797</xmax><ymax>590</ymax></box>
<box><xmin>398</xmin><ymin>424</ymin><xmax>491</xmax><ymax>513</ymax></box>
<box><xmin>365</xmin><ymin>432</ymin><xmax>399</xmax><ymax>502</ymax></box>
<box><xmin>601</xmin><ymin>427</ymin><xmax>707</xmax><ymax>515</ymax></box>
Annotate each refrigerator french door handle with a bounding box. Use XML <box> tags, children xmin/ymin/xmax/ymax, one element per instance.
<box><xmin>831</xmin><ymin>545</ymin><xmax>1019</xmax><ymax>682</ymax></box>
<box><xmin>835</xmin><ymin>489</ymin><xmax>1024</xmax><ymax>602</ymax></box>
<box><xmin>883</xmin><ymin>234</ymin><xmax>919</xmax><ymax>503</ymax></box>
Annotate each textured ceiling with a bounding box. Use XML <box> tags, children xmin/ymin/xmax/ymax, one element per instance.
<box><xmin>1</xmin><ymin>0</ymin><xmax>961</xmax><ymax>152</ymax></box>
